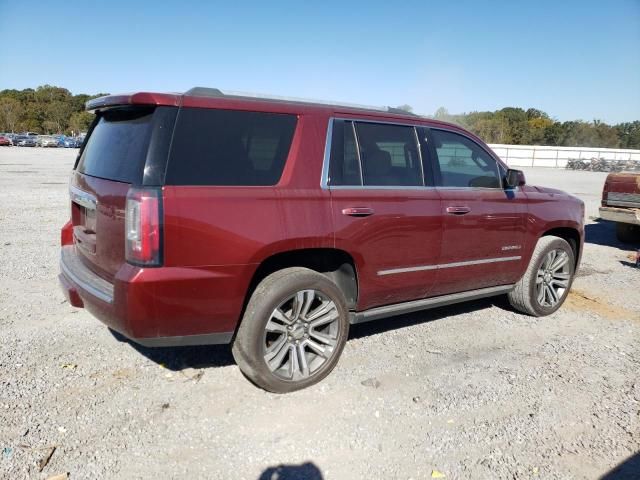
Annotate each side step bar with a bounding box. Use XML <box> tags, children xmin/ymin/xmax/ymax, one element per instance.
<box><xmin>350</xmin><ymin>284</ymin><xmax>514</xmax><ymax>324</ymax></box>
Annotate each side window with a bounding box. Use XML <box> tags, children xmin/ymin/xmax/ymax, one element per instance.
<box><xmin>165</xmin><ymin>108</ymin><xmax>297</xmax><ymax>186</ymax></box>
<box><xmin>430</xmin><ymin>129</ymin><xmax>501</xmax><ymax>188</ymax></box>
<box><xmin>329</xmin><ymin>120</ymin><xmax>362</xmax><ymax>186</ymax></box>
<box><xmin>354</xmin><ymin>122</ymin><xmax>423</xmax><ymax>187</ymax></box>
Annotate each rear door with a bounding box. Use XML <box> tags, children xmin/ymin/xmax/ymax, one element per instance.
<box><xmin>425</xmin><ymin>127</ymin><xmax>527</xmax><ymax>295</ymax></box>
<box><xmin>70</xmin><ymin>106</ymin><xmax>176</xmax><ymax>281</ymax></box>
<box><xmin>327</xmin><ymin>119</ymin><xmax>442</xmax><ymax>310</ymax></box>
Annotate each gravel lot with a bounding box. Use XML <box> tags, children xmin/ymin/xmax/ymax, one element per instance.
<box><xmin>1</xmin><ymin>148</ymin><xmax>638</xmax><ymax>480</ymax></box>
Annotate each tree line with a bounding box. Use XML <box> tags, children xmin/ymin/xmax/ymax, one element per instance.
<box><xmin>0</xmin><ymin>85</ymin><xmax>105</xmax><ymax>136</ymax></box>
<box><xmin>427</xmin><ymin>106</ymin><xmax>639</xmax><ymax>149</ymax></box>
<box><xmin>0</xmin><ymin>85</ymin><xmax>638</xmax><ymax>149</ymax></box>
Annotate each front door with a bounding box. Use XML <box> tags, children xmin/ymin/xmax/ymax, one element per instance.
<box><xmin>425</xmin><ymin>127</ymin><xmax>527</xmax><ymax>296</ymax></box>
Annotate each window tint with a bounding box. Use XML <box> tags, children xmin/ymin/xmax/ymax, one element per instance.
<box><xmin>329</xmin><ymin>120</ymin><xmax>362</xmax><ymax>186</ymax></box>
<box><xmin>354</xmin><ymin>122</ymin><xmax>422</xmax><ymax>186</ymax></box>
<box><xmin>430</xmin><ymin>129</ymin><xmax>501</xmax><ymax>188</ymax></box>
<box><xmin>166</xmin><ymin>108</ymin><xmax>297</xmax><ymax>186</ymax></box>
<box><xmin>76</xmin><ymin>107</ymin><xmax>154</xmax><ymax>184</ymax></box>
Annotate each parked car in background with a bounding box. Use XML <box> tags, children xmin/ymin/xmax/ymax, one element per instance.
<box><xmin>0</xmin><ymin>135</ymin><xmax>12</xmax><ymax>146</ymax></box>
<box><xmin>59</xmin><ymin>87</ymin><xmax>585</xmax><ymax>392</ymax></box>
<box><xmin>600</xmin><ymin>172</ymin><xmax>640</xmax><ymax>243</ymax></box>
<box><xmin>37</xmin><ymin>135</ymin><xmax>60</xmax><ymax>147</ymax></box>
<box><xmin>62</xmin><ymin>136</ymin><xmax>82</xmax><ymax>148</ymax></box>
<box><xmin>15</xmin><ymin>135</ymin><xmax>37</xmax><ymax>147</ymax></box>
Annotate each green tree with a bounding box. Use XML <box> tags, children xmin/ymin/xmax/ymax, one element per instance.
<box><xmin>616</xmin><ymin>121</ymin><xmax>640</xmax><ymax>149</ymax></box>
<box><xmin>0</xmin><ymin>97</ymin><xmax>21</xmax><ymax>132</ymax></box>
<box><xmin>69</xmin><ymin>111</ymin><xmax>95</xmax><ymax>134</ymax></box>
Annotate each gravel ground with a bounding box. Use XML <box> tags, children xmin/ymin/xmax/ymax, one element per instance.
<box><xmin>0</xmin><ymin>148</ymin><xmax>638</xmax><ymax>480</ymax></box>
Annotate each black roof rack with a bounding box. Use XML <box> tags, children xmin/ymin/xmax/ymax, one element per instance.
<box><xmin>184</xmin><ymin>86</ymin><xmax>420</xmax><ymax>117</ymax></box>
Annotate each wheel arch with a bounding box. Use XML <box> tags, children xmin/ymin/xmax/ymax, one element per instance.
<box><xmin>244</xmin><ymin>248</ymin><xmax>359</xmax><ymax>312</ymax></box>
<box><xmin>541</xmin><ymin>227</ymin><xmax>582</xmax><ymax>268</ymax></box>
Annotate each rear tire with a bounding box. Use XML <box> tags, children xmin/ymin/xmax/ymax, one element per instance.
<box><xmin>232</xmin><ymin>267</ymin><xmax>350</xmax><ymax>393</ymax></box>
<box><xmin>615</xmin><ymin>222</ymin><xmax>640</xmax><ymax>244</ymax></box>
<box><xmin>508</xmin><ymin>236</ymin><xmax>575</xmax><ymax>316</ymax></box>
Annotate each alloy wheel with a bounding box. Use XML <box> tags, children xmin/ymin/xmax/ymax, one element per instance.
<box><xmin>263</xmin><ymin>289</ymin><xmax>340</xmax><ymax>381</ymax></box>
<box><xmin>536</xmin><ymin>248</ymin><xmax>571</xmax><ymax>308</ymax></box>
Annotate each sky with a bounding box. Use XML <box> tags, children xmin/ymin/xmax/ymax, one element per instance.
<box><xmin>0</xmin><ymin>0</ymin><xmax>638</xmax><ymax>124</ymax></box>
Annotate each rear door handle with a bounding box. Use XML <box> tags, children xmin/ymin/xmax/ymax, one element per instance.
<box><xmin>446</xmin><ymin>206</ymin><xmax>471</xmax><ymax>215</ymax></box>
<box><xmin>342</xmin><ymin>207</ymin><xmax>375</xmax><ymax>217</ymax></box>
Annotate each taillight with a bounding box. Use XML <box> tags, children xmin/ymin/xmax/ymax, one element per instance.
<box><xmin>125</xmin><ymin>187</ymin><xmax>162</xmax><ymax>266</ymax></box>
<box><xmin>61</xmin><ymin>220</ymin><xmax>73</xmax><ymax>246</ymax></box>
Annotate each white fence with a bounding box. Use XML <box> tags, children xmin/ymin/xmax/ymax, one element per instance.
<box><xmin>488</xmin><ymin>144</ymin><xmax>640</xmax><ymax>168</ymax></box>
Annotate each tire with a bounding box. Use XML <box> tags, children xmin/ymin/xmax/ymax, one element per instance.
<box><xmin>616</xmin><ymin>222</ymin><xmax>640</xmax><ymax>244</ymax></box>
<box><xmin>232</xmin><ymin>267</ymin><xmax>350</xmax><ymax>393</ymax></box>
<box><xmin>508</xmin><ymin>236</ymin><xmax>575</xmax><ymax>316</ymax></box>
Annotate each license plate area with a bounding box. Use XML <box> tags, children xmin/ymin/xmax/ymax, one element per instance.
<box><xmin>70</xmin><ymin>186</ymin><xmax>98</xmax><ymax>255</ymax></box>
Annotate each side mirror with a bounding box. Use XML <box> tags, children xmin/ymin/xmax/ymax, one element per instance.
<box><xmin>505</xmin><ymin>169</ymin><xmax>526</xmax><ymax>189</ymax></box>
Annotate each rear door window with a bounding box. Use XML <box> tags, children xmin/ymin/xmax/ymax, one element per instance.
<box><xmin>76</xmin><ymin>107</ymin><xmax>154</xmax><ymax>184</ymax></box>
<box><xmin>328</xmin><ymin>120</ymin><xmax>362</xmax><ymax>186</ymax></box>
<box><xmin>354</xmin><ymin>122</ymin><xmax>423</xmax><ymax>187</ymax></box>
<box><xmin>165</xmin><ymin>108</ymin><xmax>297</xmax><ymax>186</ymax></box>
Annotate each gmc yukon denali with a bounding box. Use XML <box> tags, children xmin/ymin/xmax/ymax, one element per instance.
<box><xmin>59</xmin><ymin>88</ymin><xmax>585</xmax><ymax>392</ymax></box>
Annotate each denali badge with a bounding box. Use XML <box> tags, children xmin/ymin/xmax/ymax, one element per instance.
<box><xmin>501</xmin><ymin>245</ymin><xmax>522</xmax><ymax>251</ymax></box>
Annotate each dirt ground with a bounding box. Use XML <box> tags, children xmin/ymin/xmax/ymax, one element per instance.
<box><xmin>0</xmin><ymin>147</ymin><xmax>638</xmax><ymax>480</ymax></box>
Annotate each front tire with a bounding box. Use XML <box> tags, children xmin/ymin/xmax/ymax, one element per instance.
<box><xmin>508</xmin><ymin>236</ymin><xmax>575</xmax><ymax>316</ymax></box>
<box><xmin>232</xmin><ymin>267</ymin><xmax>350</xmax><ymax>393</ymax></box>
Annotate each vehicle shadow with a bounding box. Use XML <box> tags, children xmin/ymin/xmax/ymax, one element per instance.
<box><xmin>109</xmin><ymin>328</ymin><xmax>235</xmax><ymax>370</ymax></box>
<box><xmin>258</xmin><ymin>462</ymin><xmax>323</xmax><ymax>480</ymax></box>
<box><xmin>585</xmin><ymin>220</ymin><xmax>639</xmax><ymax>248</ymax></box>
<box><xmin>110</xmin><ymin>296</ymin><xmax>506</xmax><ymax>372</ymax></box>
<box><xmin>600</xmin><ymin>451</ymin><xmax>640</xmax><ymax>479</ymax></box>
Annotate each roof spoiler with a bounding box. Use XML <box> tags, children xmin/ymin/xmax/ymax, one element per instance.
<box><xmin>85</xmin><ymin>92</ymin><xmax>181</xmax><ymax>112</ymax></box>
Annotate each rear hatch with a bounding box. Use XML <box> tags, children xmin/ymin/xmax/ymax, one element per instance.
<box><xmin>70</xmin><ymin>106</ymin><xmax>174</xmax><ymax>281</ymax></box>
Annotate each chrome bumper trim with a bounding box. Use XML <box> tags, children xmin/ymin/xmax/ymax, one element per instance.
<box><xmin>60</xmin><ymin>246</ymin><xmax>114</xmax><ymax>304</ymax></box>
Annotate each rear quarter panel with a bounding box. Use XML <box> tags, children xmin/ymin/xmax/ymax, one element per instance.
<box><xmin>161</xmin><ymin>113</ymin><xmax>334</xmax><ymax>328</ymax></box>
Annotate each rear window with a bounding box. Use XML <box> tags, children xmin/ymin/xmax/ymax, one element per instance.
<box><xmin>165</xmin><ymin>108</ymin><xmax>297</xmax><ymax>186</ymax></box>
<box><xmin>76</xmin><ymin>107</ymin><xmax>154</xmax><ymax>184</ymax></box>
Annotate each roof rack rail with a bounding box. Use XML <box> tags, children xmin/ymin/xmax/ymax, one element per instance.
<box><xmin>184</xmin><ymin>86</ymin><xmax>420</xmax><ymax>117</ymax></box>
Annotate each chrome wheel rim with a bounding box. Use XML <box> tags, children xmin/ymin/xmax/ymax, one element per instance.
<box><xmin>263</xmin><ymin>290</ymin><xmax>340</xmax><ymax>381</ymax></box>
<box><xmin>536</xmin><ymin>249</ymin><xmax>571</xmax><ymax>308</ymax></box>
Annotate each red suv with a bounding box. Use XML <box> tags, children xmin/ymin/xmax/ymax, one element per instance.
<box><xmin>59</xmin><ymin>88</ymin><xmax>584</xmax><ymax>392</ymax></box>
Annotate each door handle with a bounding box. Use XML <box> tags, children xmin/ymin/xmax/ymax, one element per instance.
<box><xmin>446</xmin><ymin>206</ymin><xmax>471</xmax><ymax>215</ymax></box>
<box><xmin>342</xmin><ymin>207</ymin><xmax>375</xmax><ymax>217</ymax></box>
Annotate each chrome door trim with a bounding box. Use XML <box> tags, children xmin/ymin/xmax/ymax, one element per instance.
<box><xmin>320</xmin><ymin>117</ymin><xmax>333</xmax><ymax>189</ymax></box>
<box><xmin>351</xmin><ymin>120</ymin><xmax>364</xmax><ymax>186</ymax></box>
<box><xmin>378</xmin><ymin>256</ymin><xmax>522</xmax><ymax>276</ymax></box>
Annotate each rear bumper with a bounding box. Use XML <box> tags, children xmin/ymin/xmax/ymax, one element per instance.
<box><xmin>599</xmin><ymin>206</ymin><xmax>640</xmax><ymax>226</ymax></box>
<box><xmin>59</xmin><ymin>245</ymin><xmax>238</xmax><ymax>347</ymax></box>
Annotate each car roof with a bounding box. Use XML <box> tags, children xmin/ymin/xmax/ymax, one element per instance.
<box><xmin>85</xmin><ymin>87</ymin><xmax>465</xmax><ymax>132</ymax></box>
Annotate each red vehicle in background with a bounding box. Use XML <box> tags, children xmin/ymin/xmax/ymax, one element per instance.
<box><xmin>0</xmin><ymin>135</ymin><xmax>11</xmax><ymax>146</ymax></box>
<box><xmin>599</xmin><ymin>172</ymin><xmax>640</xmax><ymax>243</ymax></box>
<box><xmin>59</xmin><ymin>87</ymin><xmax>584</xmax><ymax>392</ymax></box>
